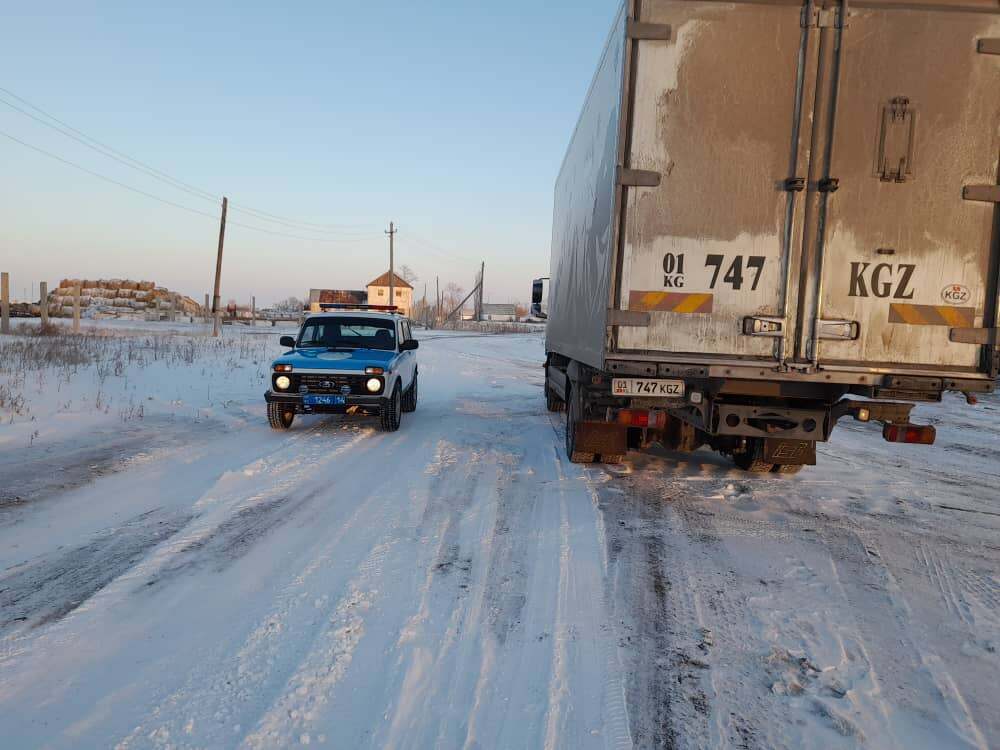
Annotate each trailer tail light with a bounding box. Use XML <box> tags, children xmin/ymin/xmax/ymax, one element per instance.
<box><xmin>616</xmin><ymin>409</ymin><xmax>667</xmax><ymax>430</ymax></box>
<box><xmin>883</xmin><ymin>423</ymin><xmax>936</xmax><ymax>445</ymax></box>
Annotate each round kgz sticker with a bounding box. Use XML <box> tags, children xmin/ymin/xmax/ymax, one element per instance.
<box><xmin>941</xmin><ymin>284</ymin><xmax>970</xmax><ymax>305</ymax></box>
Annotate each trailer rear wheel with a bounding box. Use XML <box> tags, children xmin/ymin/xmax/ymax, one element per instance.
<box><xmin>565</xmin><ymin>385</ymin><xmax>595</xmax><ymax>463</ymax></box>
<box><xmin>545</xmin><ymin>386</ymin><xmax>565</xmax><ymax>413</ymax></box>
<box><xmin>732</xmin><ymin>439</ymin><xmax>774</xmax><ymax>473</ymax></box>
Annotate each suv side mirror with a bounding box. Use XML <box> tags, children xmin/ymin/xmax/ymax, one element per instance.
<box><xmin>279</xmin><ymin>335</ymin><xmax>296</xmax><ymax>348</ymax></box>
<box><xmin>399</xmin><ymin>339</ymin><xmax>419</xmax><ymax>352</ymax></box>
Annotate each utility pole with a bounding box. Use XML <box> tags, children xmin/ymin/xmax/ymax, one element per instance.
<box><xmin>478</xmin><ymin>261</ymin><xmax>485</xmax><ymax>321</ymax></box>
<box><xmin>1</xmin><ymin>272</ymin><xmax>9</xmax><ymax>334</ymax></box>
<box><xmin>39</xmin><ymin>281</ymin><xmax>48</xmax><ymax>327</ymax></box>
<box><xmin>385</xmin><ymin>221</ymin><xmax>396</xmax><ymax>309</ymax></box>
<box><xmin>212</xmin><ymin>196</ymin><xmax>228</xmax><ymax>337</ymax></box>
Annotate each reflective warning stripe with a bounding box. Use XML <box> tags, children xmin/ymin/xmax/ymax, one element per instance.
<box><xmin>628</xmin><ymin>291</ymin><xmax>714</xmax><ymax>314</ymax></box>
<box><xmin>888</xmin><ymin>304</ymin><xmax>975</xmax><ymax>327</ymax></box>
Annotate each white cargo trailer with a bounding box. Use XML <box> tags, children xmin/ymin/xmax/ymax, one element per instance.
<box><xmin>545</xmin><ymin>0</ymin><xmax>1000</xmax><ymax>471</ymax></box>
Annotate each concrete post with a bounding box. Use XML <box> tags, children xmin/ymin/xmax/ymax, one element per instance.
<box><xmin>204</xmin><ymin>293</ymin><xmax>210</xmax><ymax>323</ymax></box>
<box><xmin>251</xmin><ymin>296</ymin><xmax>256</xmax><ymax>328</ymax></box>
<box><xmin>39</xmin><ymin>281</ymin><xmax>48</xmax><ymax>327</ymax></box>
<box><xmin>72</xmin><ymin>286</ymin><xmax>81</xmax><ymax>332</ymax></box>
<box><xmin>1</xmin><ymin>272</ymin><xmax>9</xmax><ymax>334</ymax></box>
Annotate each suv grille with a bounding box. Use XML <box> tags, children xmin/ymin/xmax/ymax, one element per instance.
<box><xmin>298</xmin><ymin>373</ymin><xmax>367</xmax><ymax>395</ymax></box>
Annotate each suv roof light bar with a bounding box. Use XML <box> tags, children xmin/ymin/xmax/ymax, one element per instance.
<box><xmin>318</xmin><ymin>303</ymin><xmax>401</xmax><ymax>313</ymax></box>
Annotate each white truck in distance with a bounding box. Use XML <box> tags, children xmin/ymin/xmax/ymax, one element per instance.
<box><xmin>544</xmin><ymin>0</ymin><xmax>1000</xmax><ymax>472</ymax></box>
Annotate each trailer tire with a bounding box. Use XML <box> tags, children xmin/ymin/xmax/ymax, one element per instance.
<box><xmin>545</xmin><ymin>386</ymin><xmax>565</xmax><ymax>413</ymax></box>
<box><xmin>565</xmin><ymin>385</ymin><xmax>595</xmax><ymax>463</ymax></box>
<box><xmin>268</xmin><ymin>402</ymin><xmax>295</xmax><ymax>430</ymax></box>
<box><xmin>732</xmin><ymin>439</ymin><xmax>774</xmax><ymax>473</ymax></box>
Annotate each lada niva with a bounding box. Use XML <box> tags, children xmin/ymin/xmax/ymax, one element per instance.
<box><xmin>265</xmin><ymin>306</ymin><xmax>419</xmax><ymax>432</ymax></box>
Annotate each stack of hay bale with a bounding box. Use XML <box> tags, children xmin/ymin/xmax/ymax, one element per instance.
<box><xmin>47</xmin><ymin>279</ymin><xmax>202</xmax><ymax>319</ymax></box>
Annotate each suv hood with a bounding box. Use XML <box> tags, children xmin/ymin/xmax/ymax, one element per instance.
<box><xmin>273</xmin><ymin>348</ymin><xmax>397</xmax><ymax>372</ymax></box>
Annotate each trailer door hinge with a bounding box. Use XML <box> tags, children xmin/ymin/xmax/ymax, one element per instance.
<box><xmin>978</xmin><ymin>38</ymin><xmax>1000</xmax><ymax>55</ymax></box>
<box><xmin>627</xmin><ymin>20</ymin><xmax>672</xmax><ymax>41</ymax></box>
<box><xmin>608</xmin><ymin>309</ymin><xmax>651</xmax><ymax>328</ymax></box>
<box><xmin>618</xmin><ymin>167</ymin><xmax>661</xmax><ymax>188</ymax></box>
<box><xmin>802</xmin><ymin>6</ymin><xmax>843</xmax><ymax>28</ymax></box>
<box><xmin>963</xmin><ymin>185</ymin><xmax>1000</xmax><ymax>203</ymax></box>
<box><xmin>949</xmin><ymin>327</ymin><xmax>998</xmax><ymax>346</ymax></box>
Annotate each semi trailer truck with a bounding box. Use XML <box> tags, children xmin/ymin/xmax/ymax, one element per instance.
<box><xmin>544</xmin><ymin>0</ymin><xmax>1000</xmax><ymax>472</ymax></box>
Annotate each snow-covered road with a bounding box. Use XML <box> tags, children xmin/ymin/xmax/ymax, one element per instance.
<box><xmin>1</xmin><ymin>329</ymin><xmax>998</xmax><ymax>749</ymax></box>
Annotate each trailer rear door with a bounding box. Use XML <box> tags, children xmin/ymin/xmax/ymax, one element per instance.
<box><xmin>807</xmin><ymin>3</ymin><xmax>1000</xmax><ymax>374</ymax></box>
<box><xmin>614</xmin><ymin>0</ymin><xmax>810</xmax><ymax>362</ymax></box>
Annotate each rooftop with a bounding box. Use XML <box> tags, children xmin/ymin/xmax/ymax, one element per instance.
<box><xmin>366</xmin><ymin>271</ymin><xmax>413</xmax><ymax>290</ymax></box>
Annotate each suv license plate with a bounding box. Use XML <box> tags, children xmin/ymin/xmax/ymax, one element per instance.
<box><xmin>612</xmin><ymin>378</ymin><xmax>685</xmax><ymax>398</ymax></box>
<box><xmin>304</xmin><ymin>394</ymin><xmax>346</xmax><ymax>406</ymax></box>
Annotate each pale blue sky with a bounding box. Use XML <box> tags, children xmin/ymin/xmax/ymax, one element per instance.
<box><xmin>0</xmin><ymin>1</ymin><xmax>617</xmax><ymax>306</ymax></box>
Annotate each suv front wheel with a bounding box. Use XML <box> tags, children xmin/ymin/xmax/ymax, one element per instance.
<box><xmin>379</xmin><ymin>382</ymin><xmax>402</xmax><ymax>432</ymax></box>
<box><xmin>402</xmin><ymin>373</ymin><xmax>418</xmax><ymax>413</ymax></box>
<box><xmin>268</xmin><ymin>401</ymin><xmax>295</xmax><ymax>430</ymax></box>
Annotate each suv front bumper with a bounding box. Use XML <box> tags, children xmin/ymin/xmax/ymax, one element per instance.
<box><xmin>265</xmin><ymin>390</ymin><xmax>387</xmax><ymax>413</ymax></box>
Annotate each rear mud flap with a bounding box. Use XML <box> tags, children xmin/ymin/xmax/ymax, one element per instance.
<box><xmin>575</xmin><ymin>421</ymin><xmax>628</xmax><ymax>460</ymax></box>
<box><xmin>763</xmin><ymin>438</ymin><xmax>816</xmax><ymax>466</ymax></box>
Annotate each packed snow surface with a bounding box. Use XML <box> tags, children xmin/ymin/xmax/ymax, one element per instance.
<box><xmin>1</xmin><ymin>323</ymin><xmax>998</xmax><ymax>749</ymax></box>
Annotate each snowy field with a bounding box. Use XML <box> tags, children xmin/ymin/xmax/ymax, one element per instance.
<box><xmin>1</xmin><ymin>322</ymin><xmax>998</xmax><ymax>749</ymax></box>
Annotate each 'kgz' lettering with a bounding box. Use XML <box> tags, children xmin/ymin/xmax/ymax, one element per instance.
<box><xmin>848</xmin><ymin>262</ymin><xmax>916</xmax><ymax>299</ymax></box>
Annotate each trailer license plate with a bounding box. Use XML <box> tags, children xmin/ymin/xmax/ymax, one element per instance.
<box><xmin>612</xmin><ymin>378</ymin><xmax>685</xmax><ymax>398</ymax></box>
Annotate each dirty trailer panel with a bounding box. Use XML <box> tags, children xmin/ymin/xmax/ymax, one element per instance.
<box><xmin>813</xmin><ymin>4</ymin><xmax>1000</xmax><ymax>373</ymax></box>
<box><xmin>547</xmin><ymin>0</ymin><xmax>1000</xmax><ymax>383</ymax></box>
<box><xmin>616</xmin><ymin>0</ymin><xmax>806</xmax><ymax>363</ymax></box>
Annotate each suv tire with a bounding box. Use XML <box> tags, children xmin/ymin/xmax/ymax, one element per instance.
<box><xmin>402</xmin><ymin>373</ymin><xmax>418</xmax><ymax>413</ymax></box>
<box><xmin>379</xmin><ymin>382</ymin><xmax>402</xmax><ymax>432</ymax></box>
<box><xmin>268</xmin><ymin>401</ymin><xmax>295</xmax><ymax>430</ymax></box>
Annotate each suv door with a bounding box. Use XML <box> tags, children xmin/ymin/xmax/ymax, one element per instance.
<box><xmin>398</xmin><ymin>319</ymin><xmax>416</xmax><ymax>389</ymax></box>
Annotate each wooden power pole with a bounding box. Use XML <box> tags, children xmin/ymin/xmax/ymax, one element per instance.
<box><xmin>385</xmin><ymin>221</ymin><xmax>396</xmax><ymax>309</ymax></box>
<box><xmin>212</xmin><ymin>197</ymin><xmax>228</xmax><ymax>337</ymax></box>
<box><xmin>1</xmin><ymin>272</ymin><xmax>9</xmax><ymax>334</ymax></box>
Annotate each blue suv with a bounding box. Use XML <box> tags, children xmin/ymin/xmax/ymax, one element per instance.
<box><xmin>265</xmin><ymin>308</ymin><xmax>419</xmax><ymax>432</ymax></box>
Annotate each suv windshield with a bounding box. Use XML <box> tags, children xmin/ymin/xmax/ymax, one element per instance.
<box><xmin>297</xmin><ymin>317</ymin><xmax>397</xmax><ymax>351</ymax></box>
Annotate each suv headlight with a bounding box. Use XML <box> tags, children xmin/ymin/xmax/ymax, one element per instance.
<box><xmin>275</xmin><ymin>375</ymin><xmax>292</xmax><ymax>391</ymax></box>
<box><xmin>366</xmin><ymin>377</ymin><xmax>383</xmax><ymax>393</ymax></box>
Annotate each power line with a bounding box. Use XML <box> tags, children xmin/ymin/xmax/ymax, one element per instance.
<box><xmin>0</xmin><ymin>85</ymin><xmax>379</xmax><ymax>234</ymax></box>
<box><xmin>0</xmin><ymin>128</ymin><xmax>382</xmax><ymax>244</ymax></box>
<box><xmin>406</xmin><ymin>231</ymin><xmax>479</xmax><ymax>265</ymax></box>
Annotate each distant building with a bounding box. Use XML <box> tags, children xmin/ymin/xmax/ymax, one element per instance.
<box><xmin>308</xmin><ymin>289</ymin><xmax>367</xmax><ymax>312</ymax></box>
<box><xmin>366</xmin><ymin>272</ymin><xmax>413</xmax><ymax>317</ymax></box>
<box><xmin>481</xmin><ymin>303</ymin><xmax>517</xmax><ymax>322</ymax></box>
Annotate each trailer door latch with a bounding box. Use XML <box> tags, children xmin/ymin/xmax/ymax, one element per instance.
<box><xmin>818</xmin><ymin>177</ymin><xmax>840</xmax><ymax>193</ymax></box>
<box><xmin>783</xmin><ymin>177</ymin><xmax>806</xmax><ymax>192</ymax></box>
<box><xmin>742</xmin><ymin>317</ymin><xmax>785</xmax><ymax>337</ymax></box>
<box><xmin>817</xmin><ymin>319</ymin><xmax>860</xmax><ymax>340</ymax></box>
